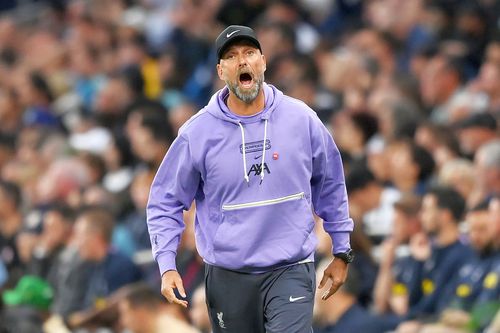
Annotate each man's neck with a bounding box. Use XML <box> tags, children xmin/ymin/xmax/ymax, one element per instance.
<box><xmin>437</xmin><ymin>223</ymin><xmax>459</xmax><ymax>246</ymax></box>
<box><xmin>227</xmin><ymin>90</ymin><xmax>265</xmax><ymax>116</ymax></box>
<box><xmin>394</xmin><ymin>178</ymin><xmax>417</xmax><ymax>193</ymax></box>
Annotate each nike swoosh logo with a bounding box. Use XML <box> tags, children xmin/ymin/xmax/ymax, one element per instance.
<box><xmin>289</xmin><ymin>296</ymin><xmax>306</xmax><ymax>302</ymax></box>
<box><xmin>226</xmin><ymin>30</ymin><xmax>240</xmax><ymax>38</ymax></box>
<box><xmin>254</xmin><ymin>155</ymin><xmax>262</xmax><ymax>160</ymax></box>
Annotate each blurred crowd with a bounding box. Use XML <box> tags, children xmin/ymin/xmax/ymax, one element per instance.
<box><xmin>0</xmin><ymin>0</ymin><xmax>499</xmax><ymax>332</ymax></box>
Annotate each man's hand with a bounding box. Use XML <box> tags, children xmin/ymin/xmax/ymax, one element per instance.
<box><xmin>161</xmin><ymin>270</ymin><xmax>188</xmax><ymax>308</ymax></box>
<box><xmin>410</xmin><ymin>232</ymin><xmax>431</xmax><ymax>261</ymax></box>
<box><xmin>318</xmin><ymin>258</ymin><xmax>348</xmax><ymax>300</ymax></box>
<box><xmin>396</xmin><ymin>320</ymin><xmax>422</xmax><ymax>333</ymax></box>
<box><xmin>441</xmin><ymin>309</ymin><xmax>471</xmax><ymax>327</ymax></box>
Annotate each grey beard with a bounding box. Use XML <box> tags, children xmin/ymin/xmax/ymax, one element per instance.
<box><xmin>227</xmin><ymin>73</ymin><xmax>264</xmax><ymax>104</ymax></box>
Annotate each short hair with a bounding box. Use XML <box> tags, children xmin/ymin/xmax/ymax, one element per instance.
<box><xmin>122</xmin><ymin>283</ymin><xmax>162</xmax><ymax>310</ymax></box>
<box><xmin>345</xmin><ymin>166</ymin><xmax>376</xmax><ymax>194</ymax></box>
<box><xmin>29</xmin><ymin>71</ymin><xmax>54</xmax><ymax>103</ymax></box>
<box><xmin>118</xmin><ymin>65</ymin><xmax>144</xmax><ymax>96</ymax></box>
<box><xmin>394</xmin><ymin>193</ymin><xmax>422</xmax><ymax>216</ymax></box>
<box><xmin>419</xmin><ymin>122</ymin><xmax>461</xmax><ymax>156</ymax></box>
<box><xmin>46</xmin><ymin>204</ymin><xmax>75</xmax><ymax>224</ymax></box>
<box><xmin>476</xmin><ymin>139</ymin><xmax>500</xmax><ymax>168</ymax></box>
<box><xmin>410</xmin><ymin>143</ymin><xmax>435</xmax><ymax>181</ymax></box>
<box><xmin>427</xmin><ymin>186</ymin><xmax>465</xmax><ymax>222</ymax></box>
<box><xmin>0</xmin><ymin>180</ymin><xmax>22</xmax><ymax>209</ymax></box>
<box><xmin>390</xmin><ymin>100</ymin><xmax>422</xmax><ymax>139</ymax></box>
<box><xmin>141</xmin><ymin>112</ymin><xmax>175</xmax><ymax>144</ymax></box>
<box><xmin>457</xmin><ymin>113</ymin><xmax>497</xmax><ymax>131</ymax></box>
<box><xmin>350</xmin><ymin>112</ymin><xmax>378</xmax><ymax>144</ymax></box>
<box><xmin>79</xmin><ymin>152</ymin><xmax>106</xmax><ymax>183</ymax></box>
<box><xmin>77</xmin><ymin>207</ymin><xmax>115</xmax><ymax>243</ymax></box>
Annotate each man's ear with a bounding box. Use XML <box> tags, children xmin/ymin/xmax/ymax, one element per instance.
<box><xmin>262</xmin><ymin>54</ymin><xmax>267</xmax><ymax>72</ymax></box>
<box><xmin>216</xmin><ymin>63</ymin><xmax>224</xmax><ymax>80</ymax></box>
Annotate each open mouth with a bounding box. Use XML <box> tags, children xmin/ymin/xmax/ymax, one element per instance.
<box><xmin>239</xmin><ymin>72</ymin><xmax>253</xmax><ymax>88</ymax></box>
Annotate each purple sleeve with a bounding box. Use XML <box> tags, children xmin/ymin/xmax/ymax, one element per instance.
<box><xmin>147</xmin><ymin>135</ymin><xmax>200</xmax><ymax>276</ymax></box>
<box><xmin>310</xmin><ymin>116</ymin><xmax>353</xmax><ymax>254</ymax></box>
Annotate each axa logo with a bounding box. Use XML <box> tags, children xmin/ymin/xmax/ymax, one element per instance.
<box><xmin>248</xmin><ymin>163</ymin><xmax>270</xmax><ymax>176</ymax></box>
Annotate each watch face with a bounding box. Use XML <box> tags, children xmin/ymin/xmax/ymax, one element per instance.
<box><xmin>335</xmin><ymin>250</ymin><xmax>354</xmax><ymax>263</ymax></box>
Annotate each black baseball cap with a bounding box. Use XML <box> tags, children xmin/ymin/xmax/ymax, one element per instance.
<box><xmin>215</xmin><ymin>25</ymin><xmax>262</xmax><ymax>62</ymax></box>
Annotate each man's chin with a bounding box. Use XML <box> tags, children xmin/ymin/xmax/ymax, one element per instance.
<box><xmin>235</xmin><ymin>87</ymin><xmax>259</xmax><ymax>103</ymax></box>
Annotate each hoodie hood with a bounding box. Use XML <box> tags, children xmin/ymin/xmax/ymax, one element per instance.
<box><xmin>207</xmin><ymin>82</ymin><xmax>284</xmax><ymax>124</ymax></box>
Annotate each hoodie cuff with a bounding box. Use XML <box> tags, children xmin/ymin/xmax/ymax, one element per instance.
<box><xmin>157</xmin><ymin>251</ymin><xmax>177</xmax><ymax>276</ymax></box>
<box><xmin>330</xmin><ymin>232</ymin><xmax>351</xmax><ymax>254</ymax></box>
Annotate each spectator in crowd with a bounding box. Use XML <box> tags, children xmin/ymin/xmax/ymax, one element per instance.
<box><xmin>101</xmin><ymin>133</ymin><xmax>135</xmax><ymax>196</ymax></box>
<box><xmin>117</xmin><ymin>282</ymin><xmax>200</xmax><ymax>333</ymax></box>
<box><xmin>373</xmin><ymin>194</ymin><xmax>422</xmax><ymax>315</ymax></box>
<box><xmin>472</xmin><ymin>60</ymin><xmax>500</xmax><ymax>113</ymax></box>
<box><xmin>0</xmin><ymin>87</ymin><xmax>22</xmax><ymax>137</ymax></box>
<box><xmin>313</xmin><ymin>257</ymin><xmax>395</xmax><ymax>333</ymax></box>
<box><xmin>1</xmin><ymin>275</ymin><xmax>54</xmax><ymax>333</ymax></box>
<box><xmin>60</xmin><ymin>207</ymin><xmax>142</xmax><ymax>322</ymax></box>
<box><xmin>414</xmin><ymin>122</ymin><xmax>461</xmax><ymax>172</ymax></box>
<box><xmin>417</xmin><ymin>203</ymin><xmax>499</xmax><ymax>333</ymax></box>
<box><xmin>346</xmin><ymin>165</ymin><xmax>400</xmax><ymax>244</ymax></box>
<box><xmin>470</xmin><ymin>139</ymin><xmax>500</xmax><ymax>208</ymax></box>
<box><xmin>49</xmin><ymin>245</ymin><xmax>94</xmax><ymax>320</ymax></box>
<box><xmin>189</xmin><ymin>285</ymin><xmax>212</xmax><ymax>333</ymax></box>
<box><xmin>17</xmin><ymin>71</ymin><xmax>60</xmax><ymax>128</ymax></box>
<box><xmin>23</xmin><ymin>205</ymin><xmax>74</xmax><ymax>283</ymax></box>
<box><xmin>438</xmin><ymin>158</ymin><xmax>476</xmax><ymax>207</ymax></box>
<box><xmin>395</xmin><ymin>186</ymin><xmax>474</xmax><ymax>332</ymax></box>
<box><xmin>169</xmin><ymin>101</ymin><xmax>197</xmax><ymax>134</ymax></box>
<box><xmin>0</xmin><ymin>135</ymin><xmax>14</xmax><ymax>173</ymax></box>
<box><xmin>331</xmin><ymin>111</ymin><xmax>379</xmax><ymax>165</ymax></box>
<box><xmin>120</xmin><ymin>169</ymin><xmax>155</xmax><ymax>253</ymax></box>
<box><xmin>0</xmin><ymin>180</ymin><xmax>23</xmax><ymax>287</ymax></box>
<box><xmin>455</xmin><ymin>112</ymin><xmax>498</xmax><ymax>160</ymax></box>
<box><xmin>420</xmin><ymin>53</ymin><xmax>465</xmax><ymax>123</ymax></box>
<box><xmin>388</xmin><ymin>140</ymin><xmax>435</xmax><ymax>195</ymax></box>
<box><xmin>129</xmin><ymin>110</ymin><xmax>173</xmax><ymax>170</ymax></box>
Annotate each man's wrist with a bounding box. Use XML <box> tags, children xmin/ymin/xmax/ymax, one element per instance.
<box><xmin>333</xmin><ymin>249</ymin><xmax>354</xmax><ymax>264</ymax></box>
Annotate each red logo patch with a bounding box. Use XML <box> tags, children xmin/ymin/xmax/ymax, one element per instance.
<box><xmin>273</xmin><ymin>152</ymin><xmax>279</xmax><ymax>160</ymax></box>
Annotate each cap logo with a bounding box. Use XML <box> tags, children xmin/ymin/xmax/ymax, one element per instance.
<box><xmin>226</xmin><ymin>30</ymin><xmax>240</xmax><ymax>38</ymax></box>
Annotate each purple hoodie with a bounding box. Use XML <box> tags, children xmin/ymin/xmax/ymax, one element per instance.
<box><xmin>147</xmin><ymin>83</ymin><xmax>353</xmax><ymax>275</ymax></box>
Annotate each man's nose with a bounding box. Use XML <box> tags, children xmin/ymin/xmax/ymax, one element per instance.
<box><xmin>237</xmin><ymin>55</ymin><xmax>248</xmax><ymax>66</ymax></box>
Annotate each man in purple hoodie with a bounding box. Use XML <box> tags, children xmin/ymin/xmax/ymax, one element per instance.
<box><xmin>147</xmin><ymin>25</ymin><xmax>354</xmax><ymax>333</ymax></box>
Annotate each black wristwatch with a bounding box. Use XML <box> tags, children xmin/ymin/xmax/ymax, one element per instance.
<box><xmin>334</xmin><ymin>249</ymin><xmax>354</xmax><ymax>264</ymax></box>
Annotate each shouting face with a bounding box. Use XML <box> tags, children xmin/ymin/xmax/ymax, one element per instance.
<box><xmin>217</xmin><ymin>40</ymin><xmax>266</xmax><ymax>104</ymax></box>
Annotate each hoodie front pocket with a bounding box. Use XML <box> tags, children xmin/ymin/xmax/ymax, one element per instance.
<box><xmin>213</xmin><ymin>192</ymin><xmax>315</xmax><ymax>269</ymax></box>
<box><xmin>221</xmin><ymin>192</ymin><xmax>305</xmax><ymax>211</ymax></box>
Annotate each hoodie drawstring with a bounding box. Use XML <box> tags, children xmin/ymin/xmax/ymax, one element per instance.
<box><xmin>238</xmin><ymin>119</ymin><xmax>268</xmax><ymax>185</ymax></box>
<box><xmin>238</xmin><ymin>122</ymin><xmax>250</xmax><ymax>184</ymax></box>
<box><xmin>260</xmin><ymin>119</ymin><xmax>268</xmax><ymax>184</ymax></box>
